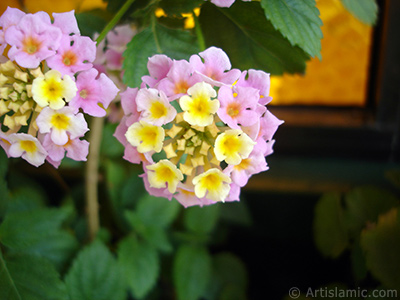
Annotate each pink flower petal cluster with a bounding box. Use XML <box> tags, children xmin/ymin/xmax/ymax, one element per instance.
<box><xmin>93</xmin><ymin>24</ymin><xmax>136</xmax><ymax>121</ymax></box>
<box><xmin>115</xmin><ymin>46</ymin><xmax>283</xmax><ymax>207</ymax></box>
<box><xmin>0</xmin><ymin>7</ymin><xmax>119</xmax><ymax>168</ymax></box>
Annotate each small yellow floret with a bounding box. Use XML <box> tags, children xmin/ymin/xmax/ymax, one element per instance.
<box><xmin>50</xmin><ymin>113</ymin><xmax>70</xmax><ymax>130</ymax></box>
<box><xmin>147</xmin><ymin>160</ymin><xmax>183</xmax><ymax>193</ymax></box>
<box><xmin>125</xmin><ymin>121</ymin><xmax>165</xmax><ymax>153</ymax></box>
<box><xmin>149</xmin><ymin>100</ymin><xmax>168</xmax><ymax>119</ymax></box>
<box><xmin>193</xmin><ymin>168</ymin><xmax>231</xmax><ymax>202</ymax></box>
<box><xmin>214</xmin><ymin>129</ymin><xmax>255</xmax><ymax>165</ymax></box>
<box><xmin>179</xmin><ymin>82</ymin><xmax>219</xmax><ymax>126</ymax></box>
<box><xmin>31</xmin><ymin>70</ymin><xmax>77</xmax><ymax>110</ymax></box>
<box><xmin>20</xmin><ymin>140</ymin><xmax>37</xmax><ymax>153</ymax></box>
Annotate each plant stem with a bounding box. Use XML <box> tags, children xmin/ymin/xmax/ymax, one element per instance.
<box><xmin>96</xmin><ymin>0</ymin><xmax>136</xmax><ymax>44</ymax></box>
<box><xmin>151</xmin><ymin>14</ymin><xmax>162</xmax><ymax>53</ymax></box>
<box><xmin>85</xmin><ymin>116</ymin><xmax>103</xmax><ymax>240</ymax></box>
<box><xmin>193</xmin><ymin>11</ymin><xmax>206</xmax><ymax>51</ymax></box>
<box><xmin>85</xmin><ymin>0</ymin><xmax>136</xmax><ymax>240</ymax></box>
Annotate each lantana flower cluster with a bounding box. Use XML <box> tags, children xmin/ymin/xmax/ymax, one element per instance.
<box><xmin>115</xmin><ymin>47</ymin><xmax>283</xmax><ymax>207</ymax></box>
<box><xmin>0</xmin><ymin>7</ymin><xmax>118</xmax><ymax>167</ymax></box>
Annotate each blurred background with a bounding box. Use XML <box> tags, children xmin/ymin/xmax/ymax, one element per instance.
<box><xmin>239</xmin><ymin>0</ymin><xmax>400</xmax><ymax>298</ymax></box>
<box><xmin>1</xmin><ymin>0</ymin><xmax>399</xmax><ymax>299</ymax></box>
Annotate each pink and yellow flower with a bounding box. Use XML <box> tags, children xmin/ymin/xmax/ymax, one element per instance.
<box><xmin>8</xmin><ymin>133</ymin><xmax>48</xmax><ymax>167</ymax></box>
<box><xmin>36</xmin><ymin>106</ymin><xmax>88</xmax><ymax>145</ymax></box>
<box><xmin>179</xmin><ymin>81</ymin><xmax>219</xmax><ymax>127</ymax></box>
<box><xmin>116</xmin><ymin>47</ymin><xmax>282</xmax><ymax>207</ymax></box>
<box><xmin>0</xmin><ymin>8</ymin><xmax>118</xmax><ymax>168</ymax></box>
<box><xmin>32</xmin><ymin>69</ymin><xmax>77</xmax><ymax>109</ymax></box>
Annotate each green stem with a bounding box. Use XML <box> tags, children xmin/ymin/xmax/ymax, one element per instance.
<box><xmin>85</xmin><ymin>116</ymin><xmax>104</xmax><ymax>241</ymax></box>
<box><xmin>85</xmin><ymin>0</ymin><xmax>136</xmax><ymax>240</ymax></box>
<box><xmin>193</xmin><ymin>12</ymin><xmax>206</xmax><ymax>51</ymax></box>
<box><xmin>151</xmin><ymin>14</ymin><xmax>162</xmax><ymax>53</ymax></box>
<box><xmin>96</xmin><ymin>0</ymin><xmax>136</xmax><ymax>44</ymax></box>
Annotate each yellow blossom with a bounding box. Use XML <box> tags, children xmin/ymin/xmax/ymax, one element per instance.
<box><xmin>193</xmin><ymin>168</ymin><xmax>231</xmax><ymax>202</ymax></box>
<box><xmin>179</xmin><ymin>82</ymin><xmax>219</xmax><ymax>126</ymax></box>
<box><xmin>31</xmin><ymin>70</ymin><xmax>77</xmax><ymax>110</ymax></box>
<box><xmin>214</xmin><ymin>129</ymin><xmax>255</xmax><ymax>165</ymax></box>
<box><xmin>125</xmin><ymin>120</ymin><xmax>165</xmax><ymax>153</ymax></box>
<box><xmin>146</xmin><ymin>159</ymin><xmax>184</xmax><ymax>193</ymax></box>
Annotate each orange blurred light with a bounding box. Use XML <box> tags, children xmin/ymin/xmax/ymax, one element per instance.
<box><xmin>0</xmin><ymin>0</ymin><xmax>106</xmax><ymax>15</ymax></box>
<box><xmin>270</xmin><ymin>0</ymin><xmax>373</xmax><ymax>106</ymax></box>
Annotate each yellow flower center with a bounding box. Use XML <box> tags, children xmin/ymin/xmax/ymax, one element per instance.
<box><xmin>157</xmin><ymin>164</ymin><xmax>175</xmax><ymax>180</ymax></box>
<box><xmin>23</xmin><ymin>36</ymin><xmax>41</xmax><ymax>54</ymax></box>
<box><xmin>222</xmin><ymin>134</ymin><xmax>241</xmax><ymax>153</ymax></box>
<box><xmin>234</xmin><ymin>158</ymin><xmax>251</xmax><ymax>171</ymax></box>
<box><xmin>80</xmin><ymin>89</ymin><xmax>88</xmax><ymax>99</ymax></box>
<box><xmin>125</xmin><ymin>121</ymin><xmax>165</xmax><ymax>153</ymax></box>
<box><xmin>200</xmin><ymin>172</ymin><xmax>221</xmax><ymax>190</ymax></box>
<box><xmin>150</xmin><ymin>101</ymin><xmax>168</xmax><ymax>119</ymax></box>
<box><xmin>179</xmin><ymin>82</ymin><xmax>219</xmax><ymax>127</ymax></box>
<box><xmin>20</xmin><ymin>140</ymin><xmax>37</xmax><ymax>153</ymax></box>
<box><xmin>193</xmin><ymin>168</ymin><xmax>231</xmax><ymax>202</ymax></box>
<box><xmin>50</xmin><ymin>113</ymin><xmax>70</xmax><ymax>130</ymax></box>
<box><xmin>214</xmin><ymin>130</ymin><xmax>255</xmax><ymax>165</ymax></box>
<box><xmin>227</xmin><ymin>103</ymin><xmax>240</xmax><ymax>117</ymax></box>
<box><xmin>43</xmin><ymin>78</ymin><xmax>63</xmax><ymax>100</ymax></box>
<box><xmin>147</xmin><ymin>160</ymin><xmax>184</xmax><ymax>193</ymax></box>
<box><xmin>62</xmin><ymin>50</ymin><xmax>78</xmax><ymax>66</ymax></box>
<box><xmin>191</xmin><ymin>95</ymin><xmax>209</xmax><ymax>114</ymax></box>
<box><xmin>174</xmin><ymin>80</ymin><xmax>190</xmax><ymax>94</ymax></box>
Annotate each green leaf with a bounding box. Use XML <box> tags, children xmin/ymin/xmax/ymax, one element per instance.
<box><xmin>121</xmin><ymin>170</ymin><xmax>146</xmax><ymax>208</ymax></box>
<box><xmin>260</xmin><ymin>0</ymin><xmax>323</xmax><ymax>59</ymax></box>
<box><xmin>351</xmin><ymin>239</ymin><xmax>368</xmax><ymax>283</ymax></box>
<box><xmin>340</xmin><ymin>0</ymin><xmax>378</xmax><ymax>25</ymax></box>
<box><xmin>219</xmin><ymin>285</ymin><xmax>247</xmax><ymax>300</ymax></box>
<box><xmin>0</xmin><ymin>208</ymin><xmax>69</xmax><ymax>250</ymax></box>
<box><xmin>206</xmin><ymin>252</ymin><xmax>248</xmax><ymax>299</ymax></box>
<box><xmin>123</xmin><ymin>23</ymin><xmax>199</xmax><ymax>88</ymax></box>
<box><xmin>184</xmin><ymin>204</ymin><xmax>219</xmax><ymax>234</ymax></box>
<box><xmin>75</xmin><ymin>9</ymin><xmax>111</xmax><ymax>37</ymax></box>
<box><xmin>65</xmin><ymin>240</ymin><xmax>126</xmax><ymax>300</ymax></box>
<box><xmin>6</xmin><ymin>186</ymin><xmax>46</xmax><ymax>214</ymax></box>
<box><xmin>213</xmin><ymin>252</ymin><xmax>248</xmax><ymax>290</ymax></box>
<box><xmin>0</xmin><ymin>252</ymin><xmax>68</xmax><ymax>300</ymax></box>
<box><xmin>101</xmin><ymin>123</ymin><xmax>125</xmax><ymax>158</ymax></box>
<box><xmin>125</xmin><ymin>211</ymin><xmax>173</xmax><ymax>252</ymax></box>
<box><xmin>361</xmin><ymin>208</ymin><xmax>400</xmax><ymax>290</ymax></box>
<box><xmin>140</xmin><ymin>225</ymin><xmax>173</xmax><ymax>252</ymax></box>
<box><xmin>124</xmin><ymin>195</ymin><xmax>179</xmax><ymax>252</ymax></box>
<box><xmin>0</xmin><ymin>149</ymin><xmax>10</xmax><ymax>216</ymax></box>
<box><xmin>199</xmin><ymin>2</ymin><xmax>310</xmax><ymax>75</ymax></box>
<box><xmin>344</xmin><ymin>186</ymin><xmax>399</xmax><ymax>237</ymax></box>
<box><xmin>118</xmin><ymin>235</ymin><xmax>159</xmax><ymax>299</ymax></box>
<box><xmin>136</xmin><ymin>194</ymin><xmax>181</xmax><ymax>228</ymax></box>
<box><xmin>0</xmin><ymin>146</ymin><xmax>8</xmax><ymax>179</ymax></box>
<box><xmin>173</xmin><ymin>245</ymin><xmax>212</xmax><ymax>300</ymax></box>
<box><xmin>105</xmin><ymin>159</ymin><xmax>127</xmax><ymax>204</ymax></box>
<box><xmin>8</xmin><ymin>231</ymin><xmax>78</xmax><ymax>272</ymax></box>
<box><xmin>313</xmin><ymin>192</ymin><xmax>348</xmax><ymax>258</ymax></box>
